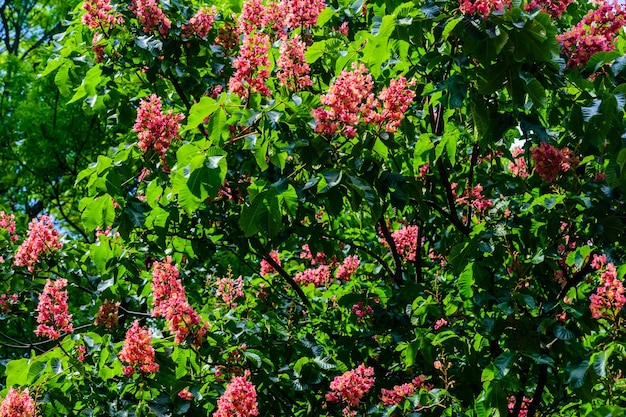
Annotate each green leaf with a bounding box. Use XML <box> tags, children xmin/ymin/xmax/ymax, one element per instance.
<box><xmin>591</xmin><ymin>348</ymin><xmax>612</xmax><ymax>378</ymax></box>
<box><xmin>185</xmin><ymin>96</ymin><xmax>218</xmax><ymax>131</ymax></box>
<box><xmin>458</xmin><ymin>263</ymin><xmax>475</xmax><ymax>299</ymax></box>
<box><xmin>5</xmin><ymin>358</ymin><xmax>29</xmax><ymax>386</ymax></box>
<box><xmin>566</xmin><ymin>360</ymin><xmax>588</xmax><ymax>388</ymax></box>
<box><xmin>81</xmin><ymin>195</ymin><xmax>115</xmax><ymax>232</ymax></box>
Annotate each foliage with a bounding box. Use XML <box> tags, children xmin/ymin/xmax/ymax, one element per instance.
<box><xmin>2</xmin><ymin>0</ymin><xmax>626</xmax><ymax>415</ymax></box>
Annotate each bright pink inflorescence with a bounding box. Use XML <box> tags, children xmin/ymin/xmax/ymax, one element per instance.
<box><xmin>589</xmin><ymin>254</ymin><xmax>626</xmax><ymax>320</ymax></box>
<box><xmin>294</xmin><ymin>264</ymin><xmax>332</xmax><ymax>287</ymax></box>
<box><xmin>281</xmin><ymin>0</ymin><xmax>327</xmax><ymax>29</ymax></box>
<box><xmin>375</xmin><ymin>77</ymin><xmax>417</xmax><ymax>132</ymax></box>
<box><xmin>35</xmin><ymin>278</ymin><xmax>73</xmax><ymax>340</ymax></box>
<box><xmin>277</xmin><ymin>34</ymin><xmax>312</xmax><ymax>91</ymax></box>
<box><xmin>119</xmin><ymin>320</ymin><xmax>159</xmax><ymax>376</ymax></box>
<box><xmin>0</xmin><ymin>211</ymin><xmax>18</xmax><ymax>242</ymax></box>
<box><xmin>13</xmin><ymin>215</ymin><xmax>62</xmax><ymax>272</ymax></box>
<box><xmin>335</xmin><ymin>255</ymin><xmax>359</xmax><ymax>281</ymax></box>
<box><xmin>459</xmin><ymin>0</ymin><xmax>509</xmax><ymax>18</ymax></box>
<box><xmin>312</xmin><ymin>63</ymin><xmax>378</xmax><ymax>138</ymax></box>
<box><xmin>351</xmin><ymin>302</ymin><xmax>373</xmax><ymax>320</ymax></box>
<box><xmin>129</xmin><ymin>0</ymin><xmax>171</xmax><ymax>36</ymax></box>
<box><xmin>237</xmin><ymin>0</ymin><xmax>278</xmax><ymax>35</ymax></box>
<box><xmin>313</xmin><ymin>63</ymin><xmax>415</xmax><ymax>137</ymax></box>
<box><xmin>216</xmin><ymin>275</ymin><xmax>245</xmax><ymax>308</ymax></box>
<box><xmin>508</xmin><ymin>146</ymin><xmax>530</xmax><ymax>178</ymax></box>
<box><xmin>326</xmin><ymin>364</ymin><xmax>375</xmax><ymax>412</ymax></box>
<box><xmin>81</xmin><ymin>0</ymin><xmax>124</xmax><ymax>30</ymax></box>
<box><xmin>213</xmin><ymin>370</ymin><xmax>259</xmax><ymax>417</ymax></box>
<box><xmin>530</xmin><ymin>142</ymin><xmax>576</xmax><ymax>183</ymax></box>
<box><xmin>557</xmin><ymin>1</ymin><xmax>626</xmax><ymax>68</ymax></box>
<box><xmin>382</xmin><ymin>225</ymin><xmax>419</xmax><ymax>261</ymax></box>
<box><xmin>456</xmin><ymin>184</ymin><xmax>494</xmax><ymax>215</ymax></box>
<box><xmin>524</xmin><ymin>0</ymin><xmax>574</xmax><ymax>17</ymax></box>
<box><xmin>183</xmin><ymin>6</ymin><xmax>217</xmax><ymax>39</ymax></box>
<box><xmin>228</xmin><ymin>33</ymin><xmax>272</xmax><ymax>99</ymax></box>
<box><xmin>151</xmin><ymin>257</ymin><xmax>208</xmax><ymax>345</ymax></box>
<box><xmin>380</xmin><ymin>375</ymin><xmax>430</xmax><ymax>406</ymax></box>
<box><xmin>507</xmin><ymin>396</ymin><xmax>530</xmax><ymax>417</ymax></box>
<box><xmin>133</xmin><ymin>94</ymin><xmax>184</xmax><ymax>164</ymax></box>
<box><xmin>0</xmin><ymin>292</ymin><xmax>18</xmax><ymax>313</ymax></box>
<box><xmin>260</xmin><ymin>250</ymin><xmax>281</xmax><ymax>276</ymax></box>
<box><xmin>0</xmin><ymin>387</ymin><xmax>37</xmax><ymax>417</ymax></box>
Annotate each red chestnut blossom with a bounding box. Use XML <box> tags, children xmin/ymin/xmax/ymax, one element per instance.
<box><xmin>35</xmin><ymin>278</ymin><xmax>73</xmax><ymax>340</ymax></box>
<box><xmin>213</xmin><ymin>370</ymin><xmax>259</xmax><ymax>417</ymax></box>
<box><xmin>326</xmin><ymin>363</ymin><xmax>375</xmax><ymax>409</ymax></box>
<box><xmin>456</xmin><ymin>184</ymin><xmax>493</xmax><ymax>215</ymax></box>
<box><xmin>590</xmin><ymin>260</ymin><xmax>626</xmax><ymax>320</ymax></box>
<box><xmin>151</xmin><ymin>257</ymin><xmax>208</xmax><ymax>345</ymax></box>
<box><xmin>382</xmin><ymin>225</ymin><xmax>419</xmax><ymax>261</ymax></box>
<box><xmin>228</xmin><ymin>33</ymin><xmax>272</xmax><ymax>99</ymax></box>
<box><xmin>0</xmin><ymin>387</ymin><xmax>37</xmax><ymax>417</ymax></box>
<box><xmin>14</xmin><ymin>215</ymin><xmax>62</xmax><ymax>272</ymax></box>
<box><xmin>237</xmin><ymin>0</ymin><xmax>279</xmax><ymax>35</ymax></box>
<box><xmin>133</xmin><ymin>94</ymin><xmax>184</xmax><ymax>163</ymax></box>
<box><xmin>294</xmin><ymin>264</ymin><xmax>332</xmax><ymax>287</ymax></box>
<box><xmin>119</xmin><ymin>320</ymin><xmax>159</xmax><ymax>376</ymax></box>
<box><xmin>183</xmin><ymin>6</ymin><xmax>217</xmax><ymax>39</ymax></box>
<box><xmin>276</xmin><ymin>34</ymin><xmax>312</xmax><ymax>91</ymax></box>
<box><xmin>434</xmin><ymin>318</ymin><xmax>448</xmax><ymax>330</ymax></box>
<box><xmin>81</xmin><ymin>0</ymin><xmax>124</xmax><ymax>30</ymax></box>
<box><xmin>178</xmin><ymin>389</ymin><xmax>194</xmax><ymax>400</ymax></box>
<box><xmin>530</xmin><ymin>142</ymin><xmax>575</xmax><ymax>183</ymax></box>
<box><xmin>0</xmin><ymin>211</ymin><xmax>18</xmax><ymax>241</ymax></box>
<box><xmin>381</xmin><ymin>376</ymin><xmax>431</xmax><ymax>406</ymax></box>
<box><xmin>557</xmin><ymin>1</ymin><xmax>626</xmax><ymax>68</ymax></box>
<box><xmin>374</xmin><ymin>77</ymin><xmax>416</xmax><ymax>132</ymax></box>
<box><xmin>351</xmin><ymin>302</ymin><xmax>373</xmax><ymax>321</ymax></box>
<box><xmin>524</xmin><ymin>0</ymin><xmax>574</xmax><ymax>18</ymax></box>
<box><xmin>129</xmin><ymin>0</ymin><xmax>171</xmax><ymax>36</ymax></box>
<box><xmin>335</xmin><ymin>255</ymin><xmax>359</xmax><ymax>281</ymax></box>
<box><xmin>216</xmin><ymin>275</ymin><xmax>245</xmax><ymax>308</ymax></box>
<box><xmin>260</xmin><ymin>250</ymin><xmax>281</xmax><ymax>275</ymax></box>
<box><xmin>280</xmin><ymin>0</ymin><xmax>327</xmax><ymax>29</ymax></box>
<box><xmin>0</xmin><ymin>292</ymin><xmax>18</xmax><ymax>313</ymax></box>
<box><xmin>94</xmin><ymin>299</ymin><xmax>120</xmax><ymax>328</ymax></box>
<box><xmin>300</xmin><ymin>244</ymin><xmax>328</xmax><ymax>265</ymax></box>
<box><xmin>507</xmin><ymin>396</ymin><xmax>530</xmax><ymax>417</ymax></box>
<box><xmin>312</xmin><ymin>63</ymin><xmax>378</xmax><ymax>138</ymax></box>
<box><xmin>459</xmin><ymin>0</ymin><xmax>509</xmax><ymax>18</ymax></box>
<box><xmin>508</xmin><ymin>146</ymin><xmax>529</xmax><ymax>178</ymax></box>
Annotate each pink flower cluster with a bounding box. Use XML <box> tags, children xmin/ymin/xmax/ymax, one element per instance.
<box><xmin>382</xmin><ymin>225</ymin><xmax>419</xmax><ymax>261</ymax></box>
<box><xmin>524</xmin><ymin>0</ymin><xmax>574</xmax><ymax>17</ymax></box>
<box><xmin>326</xmin><ymin>364</ymin><xmax>375</xmax><ymax>410</ymax></box>
<box><xmin>312</xmin><ymin>63</ymin><xmax>378</xmax><ymax>138</ymax></box>
<box><xmin>0</xmin><ymin>387</ymin><xmax>37</xmax><ymax>417</ymax></box>
<box><xmin>277</xmin><ymin>34</ymin><xmax>312</xmax><ymax>91</ymax></box>
<box><xmin>151</xmin><ymin>257</ymin><xmax>208</xmax><ymax>345</ymax></box>
<box><xmin>178</xmin><ymin>389</ymin><xmax>194</xmax><ymax>400</ymax></box>
<box><xmin>530</xmin><ymin>142</ymin><xmax>575</xmax><ymax>183</ymax></box>
<box><xmin>507</xmin><ymin>396</ymin><xmax>530</xmax><ymax>417</ymax></box>
<box><xmin>456</xmin><ymin>184</ymin><xmax>494</xmax><ymax>215</ymax></box>
<box><xmin>35</xmin><ymin>278</ymin><xmax>73</xmax><ymax>340</ymax></box>
<box><xmin>508</xmin><ymin>146</ymin><xmax>529</xmax><ymax>178</ymax></box>
<box><xmin>434</xmin><ymin>318</ymin><xmax>448</xmax><ymax>330</ymax></box>
<box><xmin>13</xmin><ymin>215</ymin><xmax>63</xmax><ymax>272</ymax></box>
<box><xmin>313</xmin><ymin>64</ymin><xmax>415</xmax><ymax>137</ymax></box>
<box><xmin>375</xmin><ymin>77</ymin><xmax>416</xmax><ymax>132</ymax></box>
<box><xmin>351</xmin><ymin>302</ymin><xmax>373</xmax><ymax>320</ymax></box>
<box><xmin>81</xmin><ymin>0</ymin><xmax>124</xmax><ymax>31</ymax></box>
<box><xmin>589</xmin><ymin>254</ymin><xmax>626</xmax><ymax>320</ymax></box>
<box><xmin>281</xmin><ymin>0</ymin><xmax>327</xmax><ymax>29</ymax></box>
<box><xmin>216</xmin><ymin>275</ymin><xmax>245</xmax><ymax>308</ymax></box>
<box><xmin>129</xmin><ymin>0</ymin><xmax>171</xmax><ymax>36</ymax></box>
<box><xmin>557</xmin><ymin>1</ymin><xmax>626</xmax><ymax>68</ymax></box>
<box><xmin>300</xmin><ymin>244</ymin><xmax>329</xmax><ymax>265</ymax></box>
<box><xmin>335</xmin><ymin>255</ymin><xmax>359</xmax><ymax>281</ymax></box>
<box><xmin>119</xmin><ymin>320</ymin><xmax>159</xmax><ymax>376</ymax></box>
<box><xmin>380</xmin><ymin>375</ymin><xmax>430</xmax><ymax>406</ymax></box>
<box><xmin>236</xmin><ymin>0</ymin><xmax>327</xmax><ymax>34</ymax></box>
<box><xmin>133</xmin><ymin>94</ymin><xmax>184</xmax><ymax>163</ymax></box>
<box><xmin>228</xmin><ymin>33</ymin><xmax>272</xmax><ymax>99</ymax></box>
<box><xmin>183</xmin><ymin>7</ymin><xmax>217</xmax><ymax>39</ymax></box>
<box><xmin>459</xmin><ymin>0</ymin><xmax>509</xmax><ymax>18</ymax></box>
<box><xmin>294</xmin><ymin>264</ymin><xmax>331</xmax><ymax>287</ymax></box>
<box><xmin>0</xmin><ymin>292</ymin><xmax>18</xmax><ymax>313</ymax></box>
<box><xmin>94</xmin><ymin>299</ymin><xmax>120</xmax><ymax>328</ymax></box>
<box><xmin>260</xmin><ymin>250</ymin><xmax>281</xmax><ymax>276</ymax></box>
<box><xmin>0</xmin><ymin>211</ymin><xmax>18</xmax><ymax>241</ymax></box>
<box><xmin>213</xmin><ymin>370</ymin><xmax>259</xmax><ymax>417</ymax></box>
